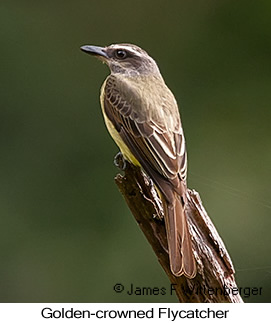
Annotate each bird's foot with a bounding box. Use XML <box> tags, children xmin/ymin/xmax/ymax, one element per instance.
<box><xmin>114</xmin><ymin>152</ymin><xmax>127</xmax><ymax>170</ymax></box>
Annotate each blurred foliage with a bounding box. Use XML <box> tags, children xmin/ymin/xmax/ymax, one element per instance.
<box><xmin>0</xmin><ymin>0</ymin><xmax>270</xmax><ymax>302</ymax></box>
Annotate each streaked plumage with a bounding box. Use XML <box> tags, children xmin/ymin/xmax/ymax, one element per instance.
<box><xmin>81</xmin><ymin>43</ymin><xmax>196</xmax><ymax>278</ymax></box>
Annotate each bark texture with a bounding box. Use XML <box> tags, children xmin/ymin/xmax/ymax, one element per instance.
<box><xmin>114</xmin><ymin>161</ymin><xmax>243</xmax><ymax>303</ymax></box>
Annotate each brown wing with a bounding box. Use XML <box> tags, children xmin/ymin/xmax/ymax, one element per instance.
<box><xmin>103</xmin><ymin>75</ymin><xmax>187</xmax><ymax>200</ymax></box>
<box><xmin>103</xmin><ymin>74</ymin><xmax>196</xmax><ymax>278</ymax></box>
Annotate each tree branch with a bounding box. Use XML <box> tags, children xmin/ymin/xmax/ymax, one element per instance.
<box><xmin>114</xmin><ymin>161</ymin><xmax>243</xmax><ymax>303</ymax></box>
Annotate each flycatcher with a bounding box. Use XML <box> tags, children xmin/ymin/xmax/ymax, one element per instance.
<box><xmin>81</xmin><ymin>43</ymin><xmax>196</xmax><ymax>278</ymax></box>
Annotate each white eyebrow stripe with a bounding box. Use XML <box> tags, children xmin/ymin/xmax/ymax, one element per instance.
<box><xmin>109</xmin><ymin>44</ymin><xmax>144</xmax><ymax>56</ymax></box>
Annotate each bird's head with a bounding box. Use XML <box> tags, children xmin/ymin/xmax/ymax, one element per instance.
<box><xmin>80</xmin><ymin>43</ymin><xmax>160</xmax><ymax>76</ymax></box>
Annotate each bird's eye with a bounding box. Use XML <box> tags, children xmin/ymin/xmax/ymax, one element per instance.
<box><xmin>115</xmin><ymin>49</ymin><xmax>127</xmax><ymax>59</ymax></box>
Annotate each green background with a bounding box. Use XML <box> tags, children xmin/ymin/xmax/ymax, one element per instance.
<box><xmin>1</xmin><ymin>0</ymin><xmax>270</xmax><ymax>302</ymax></box>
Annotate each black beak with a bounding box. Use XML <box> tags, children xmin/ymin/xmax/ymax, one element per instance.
<box><xmin>80</xmin><ymin>45</ymin><xmax>108</xmax><ymax>58</ymax></box>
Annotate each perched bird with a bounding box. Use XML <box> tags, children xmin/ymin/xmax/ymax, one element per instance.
<box><xmin>81</xmin><ymin>43</ymin><xmax>196</xmax><ymax>278</ymax></box>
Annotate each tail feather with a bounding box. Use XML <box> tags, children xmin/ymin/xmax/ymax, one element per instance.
<box><xmin>164</xmin><ymin>193</ymin><xmax>196</xmax><ymax>278</ymax></box>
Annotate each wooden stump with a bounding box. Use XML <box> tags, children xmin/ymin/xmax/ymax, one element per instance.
<box><xmin>115</xmin><ymin>162</ymin><xmax>243</xmax><ymax>303</ymax></box>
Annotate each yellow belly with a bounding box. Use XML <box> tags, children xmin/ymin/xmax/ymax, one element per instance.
<box><xmin>100</xmin><ymin>81</ymin><xmax>140</xmax><ymax>167</ymax></box>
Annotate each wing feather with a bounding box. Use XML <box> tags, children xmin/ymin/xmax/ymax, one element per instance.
<box><xmin>103</xmin><ymin>75</ymin><xmax>187</xmax><ymax>191</ymax></box>
<box><xmin>103</xmin><ymin>74</ymin><xmax>196</xmax><ymax>277</ymax></box>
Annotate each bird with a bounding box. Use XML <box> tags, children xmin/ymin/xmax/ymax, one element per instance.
<box><xmin>80</xmin><ymin>43</ymin><xmax>196</xmax><ymax>278</ymax></box>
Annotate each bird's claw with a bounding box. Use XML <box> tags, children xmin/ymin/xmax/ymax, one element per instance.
<box><xmin>114</xmin><ymin>152</ymin><xmax>127</xmax><ymax>170</ymax></box>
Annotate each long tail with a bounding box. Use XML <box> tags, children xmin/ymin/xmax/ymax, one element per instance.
<box><xmin>163</xmin><ymin>192</ymin><xmax>196</xmax><ymax>278</ymax></box>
